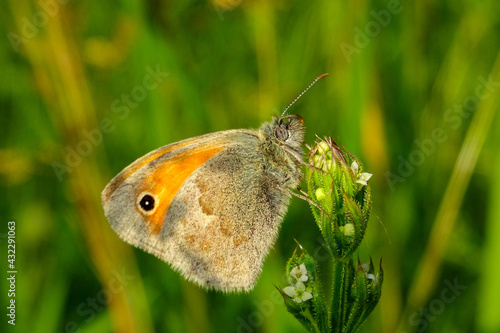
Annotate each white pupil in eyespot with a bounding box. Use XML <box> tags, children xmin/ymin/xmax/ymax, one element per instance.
<box><xmin>139</xmin><ymin>194</ymin><xmax>155</xmax><ymax>211</ymax></box>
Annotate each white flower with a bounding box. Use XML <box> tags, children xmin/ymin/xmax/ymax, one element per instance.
<box><xmin>283</xmin><ymin>281</ymin><xmax>313</xmax><ymax>303</ymax></box>
<box><xmin>351</xmin><ymin>160</ymin><xmax>359</xmax><ymax>173</ymax></box>
<box><xmin>289</xmin><ymin>264</ymin><xmax>309</xmax><ymax>283</ymax></box>
<box><xmin>284</xmin><ymin>265</ymin><xmax>314</xmax><ymax>303</ymax></box>
<box><xmin>350</xmin><ymin>161</ymin><xmax>372</xmax><ymax>186</ymax></box>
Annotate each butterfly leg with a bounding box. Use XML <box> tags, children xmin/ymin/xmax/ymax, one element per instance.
<box><xmin>289</xmin><ymin>190</ymin><xmax>330</xmax><ymax>217</ymax></box>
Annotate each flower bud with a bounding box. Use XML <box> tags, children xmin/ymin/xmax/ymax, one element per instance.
<box><xmin>278</xmin><ymin>244</ymin><xmax>329</xmax><ymax>332</ymax></box>
<box><xmin>306</xmin><ymin>137</ymin><xmax>372</xmax><ymax>259</ymax></box>
<box><xmin>343</xmin><ymin>258</ymin><xmax>383</xmax><ymax>332</ymax></box>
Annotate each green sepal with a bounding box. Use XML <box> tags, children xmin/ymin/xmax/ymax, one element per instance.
<box><xmin>351</xmin><ymin>259</ymin><xmax>384</xmax><ymax>332</ymax></box>
<box><xmin>348</xmin><ymin>258</ymin><xmax>384</xmax><ymax>333</ymax></box>
<box><xmin>342</xmin><ymin>192</ymin><xmax>366</xmax><ymax>258</ymax></box>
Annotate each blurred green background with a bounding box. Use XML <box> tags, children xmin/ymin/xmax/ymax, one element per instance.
<box><xmin>2</xmin><ymin>0</ymin><xmax>500</xmax><ymax>332</ymax></box>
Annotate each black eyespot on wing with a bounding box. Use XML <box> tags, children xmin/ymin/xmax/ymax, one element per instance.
<box><xmin>139</xmin><ymin>194</ymin><xmax>155</xmax><ymax>211</ymax></box>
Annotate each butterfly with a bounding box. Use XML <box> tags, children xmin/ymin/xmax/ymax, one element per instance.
<box><xmin>101</xmin><ymin>74</ymin><xmax>328</xmax><ymax>292</ymax></box>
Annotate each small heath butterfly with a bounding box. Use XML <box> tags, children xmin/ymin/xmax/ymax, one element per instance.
<box><xmin>101</xmin><ymin>74</ymin><xmax>328</xmax><ymax>292</ymax></box>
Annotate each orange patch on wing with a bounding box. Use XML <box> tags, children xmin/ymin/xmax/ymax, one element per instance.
<box><xmin>102</xmin><ymin>139</ymin><xmax>198</xmax><ymax>201</ymax></box>
<box><xmin>138</xmin><ymin>146</ymin><xmax>224</xmax><ymax>234</ymax></box>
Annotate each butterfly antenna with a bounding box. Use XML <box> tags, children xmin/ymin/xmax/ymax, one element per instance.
<box><xmin>281</xmin><ymin>73</ymin><xmax>329</xmax><ymax>117</ymax></box>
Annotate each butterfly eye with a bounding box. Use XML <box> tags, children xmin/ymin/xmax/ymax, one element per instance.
<box><xmin>275</xmin><ymin>125</ymin><xmax>289</xmax><ymax>141</ymax></box>
<box><xmin>137</xmin><ymin>192</ymin><xmax>156</xmax><ymax>214</ymax></box>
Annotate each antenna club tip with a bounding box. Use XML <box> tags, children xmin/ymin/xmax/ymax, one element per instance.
<box><xmin>317</xmin><ymin>73</ymin><xmax>329</xmax><ymax>80</ymax></box>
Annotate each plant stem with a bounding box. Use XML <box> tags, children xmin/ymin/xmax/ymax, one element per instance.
<box><xmin>331</xmin><ymin>258</ymin><xmax>354</xmax><ymax>332</ymax></box>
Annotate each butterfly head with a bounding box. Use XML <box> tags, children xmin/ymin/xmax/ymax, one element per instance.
<box><xmin>258</xmin><ymin>114</ymin><xmax>306</xmax><ymax>163</ymax></box>
<box><xmin>274</xmin><ymin>114</ymin><xmax>305</xmax><ymax>150</ymax></box>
